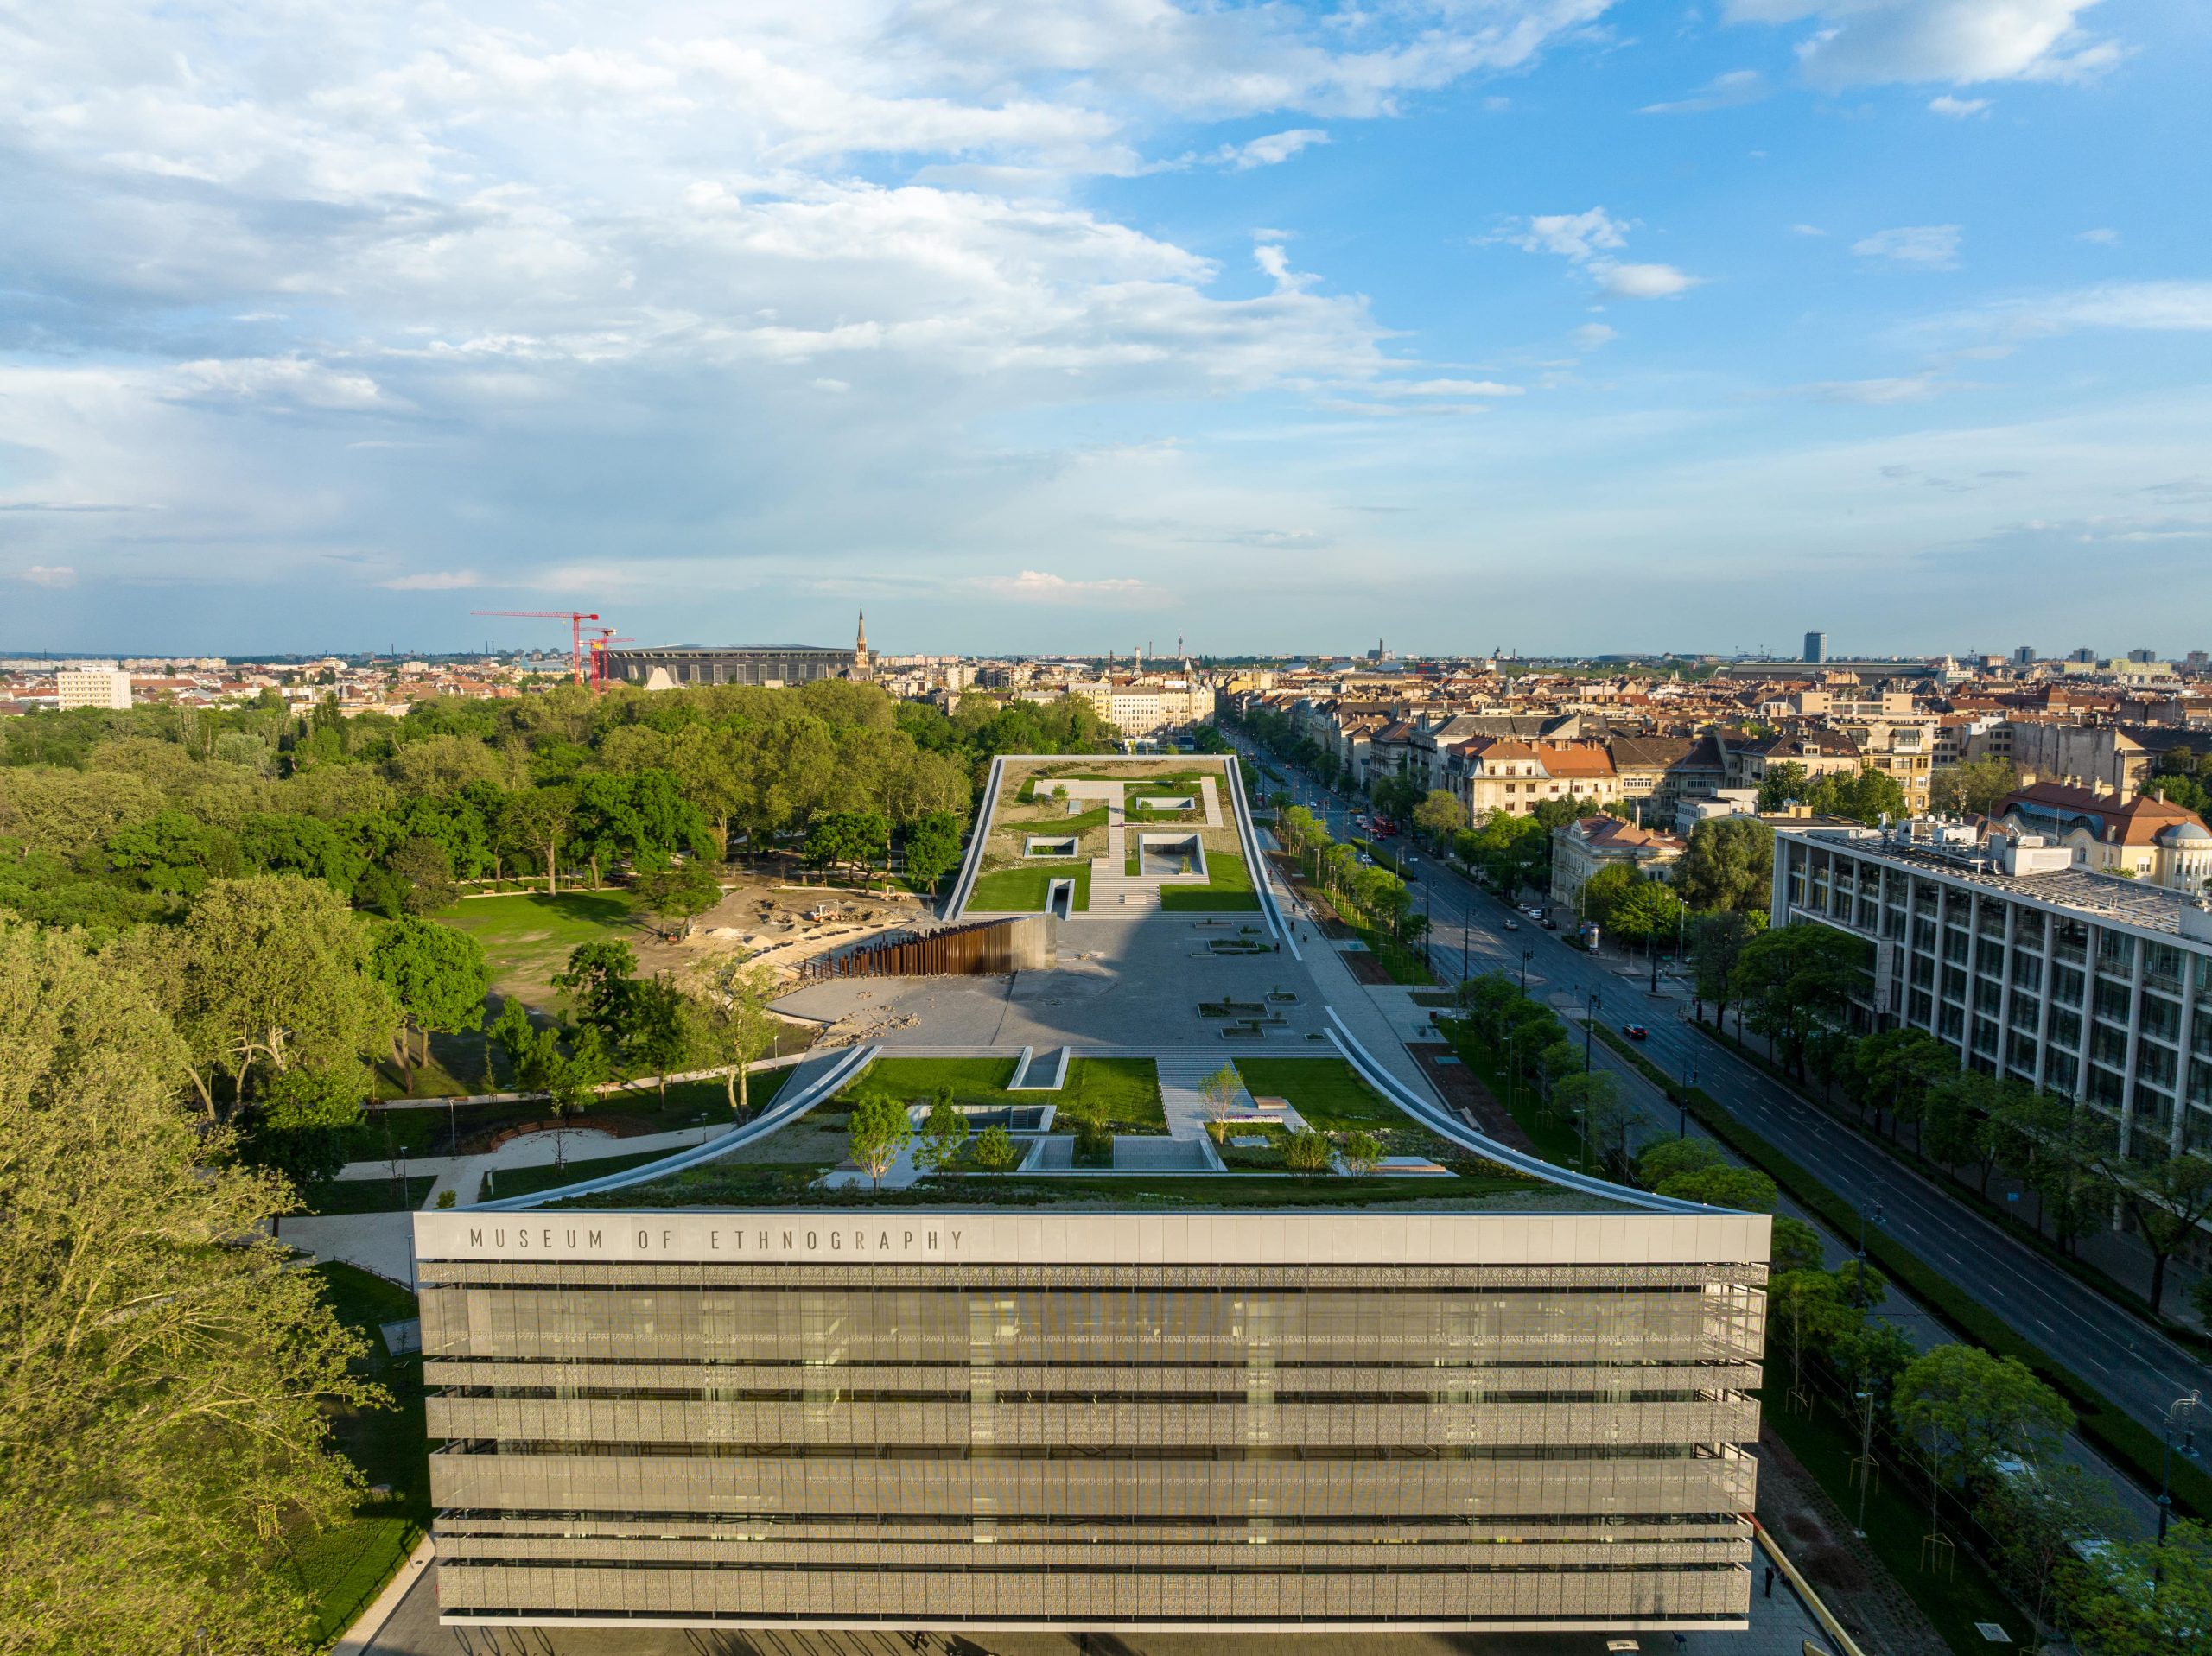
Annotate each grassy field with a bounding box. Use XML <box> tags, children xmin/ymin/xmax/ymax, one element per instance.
<box><xmin>283</xmin><ymin>1265</ymin><xmax>428</xmax><ymax>1645</ymax></box>
<box><xmin>1158</xmin><ymin>849</ymin><xmax>1260</xmax><ymax>912</ymax></box>
<box><xmin>487</xmin><ymin>1147</ymin><xmax>683</xmax><ymax>1200</ymax></box>
<box><xmin>968</xmin><ymin>862</ymin><xmax>1091</xmax><ymax>913</ymax></box>
<box><xmin>432</xmin><ymin>890</ymin><xmax>642</xmax><ymax>1006</ymax></box>
<box><xmin>847</xmin><ymin>1055</ymin><xmax>1166</xmax><ymax>1133</ymax></box>
<box><xmin>1230</xmin><ymin>1057</ymin><xmax>1411</xmax><ymax>1133</ymax></box>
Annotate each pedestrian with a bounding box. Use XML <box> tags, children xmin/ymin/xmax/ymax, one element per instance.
<box><xmin>1764</xmin><ymin>1564</ymin><xmax>1774</xmax><ymax>1597</ymax></box>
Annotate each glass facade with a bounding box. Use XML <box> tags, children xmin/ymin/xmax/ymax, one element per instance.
<box><xmin>418</xmin><ymin>1253</ymin><xmax>1766</xmax><ymax>1631</ymax></box>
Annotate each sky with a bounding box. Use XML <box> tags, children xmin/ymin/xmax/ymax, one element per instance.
<box><xmin>2</xmin><ymin>0</ymin><xmax>2209</xmax><ymax>660</ymax></box>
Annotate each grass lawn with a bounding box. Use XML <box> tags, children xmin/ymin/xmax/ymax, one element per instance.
<box><xmin>968</xmin><ymin>861</ymin><xmax>1091</xmax><ymax>912</ymax></box>
<box><xmin>432</xmin><ymin>890</ymin><xmax>642</xmax><ymax>1007</ymax></box>
<box><xmin>971</xmin><ymin>1172</ymin><xmax>1529</xmax><ymax>1207</ymax></box>
<box><xmin>1230</xmin><ymin>1057</ymin><xmax>1412</xmax><ymax>1133</ymax></box>
<box><xmin>557</xmin><ymin>1160</ymin><xmax>836</xmax><ymax>1209</ymax></box>
<box><xmin>846</xmin><ymin>1056</ymin><xmax>1166</xmax><ymax>1133</ymax></box>
<box><xmin>283</xmin><ymin>1264</ymin><xmax>428</xmax><ymax>1644</ymax></box>
<box><xmin>302</xmin><ymin>1174</ymin><xmax>437</xmax><ymax>1215</ymax></box>
<box><xmin>1158</xmin><ymin>849</ymin><xmax>1261</xmax><ymax>912</ymax></box>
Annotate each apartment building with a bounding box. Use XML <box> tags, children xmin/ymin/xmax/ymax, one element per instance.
<box><xmin>1062</xmin><ymin>678</ymin><xmax>1218</xmax><ymax>739</ymax></box>
<box><xmin>1772</xmin><ymin>820</ymin><xmax>2212</xmax><ymax>1161</ymax></box>
<box><xmin>1443</xmin><ymin>739</ymin><xmax>1620</xmax><ymax>817</ymax></box>
<box><xmin>1551</xmin><ymin>815</ymin><xmax>1687</xmax><ymax>917</ymax></box>
<box><xmin>54</xmin><ymin>665</ymin><xmax>134</xmax><ymax>710</ymax></box>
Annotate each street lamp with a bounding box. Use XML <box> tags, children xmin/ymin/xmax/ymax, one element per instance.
<box><xmin>1678</xmin><ymin>1063</ymin><xmax>1698</xmax><ymax>1139</ymax></box>
<box><xmin>2158</xmin><ymin>1391</ymin><xmax>2201</xmax><ymax>1548</ymax></box>
<box><xmin>1520</xmin><ymin>947</ymin><xmax>1533</xmax><ymax>994</ymax></box>
<box><xmin>1583</xmin><ymin>989</ymin><xmax>1603</xmax><ymax>1069</ymax></box>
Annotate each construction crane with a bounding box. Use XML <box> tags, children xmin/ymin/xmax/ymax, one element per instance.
<box><xmin>585</xmin><ymin>630</ymin><xmax>633</xmax><ymax>692</ymax></box>
<box><xmin>471</xmin><ymin>611</ymin><xmax>601</xmax><ymax>682</ymax></box>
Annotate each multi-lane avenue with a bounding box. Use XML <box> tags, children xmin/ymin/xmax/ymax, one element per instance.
<box><xmin>1245</xmin><ymin>745</ymin><xmax>2212</xmax><ymax>1450</ymax></box>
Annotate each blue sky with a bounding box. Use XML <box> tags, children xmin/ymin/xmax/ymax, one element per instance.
<box><xmin>2</xmin><ymin>1</ymin><xmax>2208</xmax><ymax>658</ymax></box>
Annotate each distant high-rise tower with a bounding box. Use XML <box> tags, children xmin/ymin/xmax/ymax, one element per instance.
<box><xmin>2012</xmin><ymin>645</ymin><xmax>2037</xmax><ymax>666</ymax></box>
<box><xmin>1802</xmin><ymin>631</ymin><xmax>1827</xmax><ymax>664</ymax></box>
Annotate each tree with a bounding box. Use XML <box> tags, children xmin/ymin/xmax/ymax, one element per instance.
<box><xmin>554</xmin><ymin>938</ymin><xmax>639</xmax><ymax>1035</ymax></box>
<box><xmin>1893</xmin><ymin>1345</ymin><xmax>2073</xmax><ymax>1545</ymax></box>
<box><xmin>2065</xmin><ymin>1518</ymin><xmax>2212</xmax><ymax>1655</ymax></box>
<box><xmin>1658</xmin><ymin>1164</ymin><xmax>1779</xmax><ymax>1211</ymax></box>
<box><xmin>969</xmin><ymin>1124</ymin><xmax>1021</xmax><ymax>1172</ymax></box>
<box><xmin>118</xmin><ymin>875</ymin><xmax>398</xmax><ymax>1119</ymax></box>
<box><xmin>384</xmin><ymin>834</ymin><xmax>461</xmax><ymax>915</ymax></box>
<box><xmin>635</xmin><ymin>857</ymin><xmax>723</xmax><ymax>939</ymax></box>
<box><xmin>1808</xmin><ymin>766</ymin><xmax>1908</xmax><ymax>826</ymax></box>
<box><xmin>2088</xmin><ymin>1147</ymin><xmax>2212</xmax><ymax>1317</ymax></box>
<box><xmin>900</xmin><ymin>810</ymin><xmax>966</xmax><ymax>892</ymax></box>
<box><xmin>1609</xmin><ymin>879</ymin><xmax>1688</xmax><ymax>952</ymax></box>
<box><xmin>848</xmin><ymin>1092</ymin><xmax>913</xmax><ymax>1190</ymax></box>
<box><xmin>1579</xmin><ymin>861</ymin><xmax>1640</xmax><ymax>927</ymax></box>
<box><xmin>489</xmin><ymin>995</ymin><xmax>559</xmax><ymax>1094</ymax></box>
<box><xmin>1554</xmin><ymin>1070</ymin><xmax>1638</xmax><ymax>1169</ymax></box>
<box><xmin>1342</xmin><ymin>1130</ymin><xmax>1385</xmax><ymax>1177</ymax></box>
<box><xmin>1770</xmin><ymin>1269</ymin><xmax>1857</xmax><ymax>1404</ymax></box>
<box><xmin>1929</xmin><ymin>757</ymin><xmax>2020</xmax><ymax>818</ymax></box>
<box><xmin>1849</xmin><ymin>1026</ymin><xmax>1956</xmax><ymax>1145</ymax></box>
<box><xmin>1638</xmin><ymin>1136</ymin><xmax>1725</xmax><ymax>1188</ymax></box>
<box><xmin>914</xmin><ymin>1089</ymin><xmax>968</xmax><ymax>1175</ymax></box>
<box><xmin>1731</xmin><ymin>923</ymin><xmax>1867</xmax><ymax>1079</ymax></box>
<box><xmin>1976</xmin><ymin>1461</ymin><xmax>2124</xmax><ymax>1630</ymax></box>
<box><xmin>806</xmin><ymin>809</ymin><xmax>892</xmax><ymax>884</ymax></box>
<box><xmin>689</xmin><ymin>954</ymin><xmax>783</xmax><ymax>1116</ymax></box>
<box><xmin>620</xmin><ymin>974</ymin><xmax>694</xmax><ymax>1097</ymax></box>
<box><xmin>1198</xmin><ymin>1063</ymin><xmax>1243</xmax><ymax>1139</ymax></box>
<box><xmin>1284</xmin><ymin>1129</ymin><xmax>1332</xmax><ymax>1173</ymax></box>
<box><xmin>1756</xmin><ymin>762</ymin><xmax>1810</xmax><ymax>813</ymax></box>
<box><xmin>1675</xmin><ymin>816</ymin><xmax>1776</xmax><ymax>914</ymax></box>
<box><xmin>239</xmin><ymin>1061</ymin><xmax>372</xmax><ymax>1190</ymax></box>
<box><xmin>368</xmin><ymin>916</ymin><xmax>490</xmax><ymax>1090</ymax></box>
<box><xmin>1688</xmin><ymin>909</ymin><xmax>1761</xmax><ymax>1028</ymax></box>
<box><xmin>1412</xmin><ymin>789</ymin><xmax>1464</xmax><ymax>845</ymax></box>
<box><xmin>0</xmin><ymin>921</ymin><xmax>380</xmax><ymax>1652</ymax></box>
<box><xmin>1771</xmin><ymin>1215</ymin><xmax>1826</xmax><ymax>1276</ymax></box>
<box><xmin>499</xmin><ymin>784</ymin><xmax>576</xmax><ymax>893</ymax></box>
<box><xmin>1991</xmin><ymin>1089</ymin><xmax>2114</xmax><ymax>1258</ymax></box>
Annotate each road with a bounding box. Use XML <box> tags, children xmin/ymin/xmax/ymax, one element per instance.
<box><xmin>1244</xmin><ymin>746</ymin><xmax>2212</xmax><ymax>1450</ymax></box>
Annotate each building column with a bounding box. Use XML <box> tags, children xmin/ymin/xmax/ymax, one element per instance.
<box><xmin>2117</xmin><ymin>932</ymin><xmax>2146</xmax><ymax>1158</ymax></box>
<box><xmin>1995</xmin><ymin>900</ymin><xmax>2018</xmax><ymax>1077</ymax></box>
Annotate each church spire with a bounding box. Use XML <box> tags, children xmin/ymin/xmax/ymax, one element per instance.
<box><xmin>856</xmin><ymin>607</ymin><xmax>868</xmax><ymax>655</ymax></box>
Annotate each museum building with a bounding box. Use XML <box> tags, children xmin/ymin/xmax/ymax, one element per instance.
<box><xmin>415</xmin><ymin>1207</ymin><xmax>1770</xmax><ymax>1633</ymax></box>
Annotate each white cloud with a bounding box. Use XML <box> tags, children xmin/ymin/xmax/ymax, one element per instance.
<box><xmin>1512</xmin><ymin>208</ymin><xmax>1630</xmax><ymax>262</ymax></box>
<box><xmin>1377</xmin><ymin>378</ymin><xmax>1525</xmax><ymax>397</ymax></box>
<box><xmin>1572</xmin><ymin>322</ymin><xmax>1618</xmax><ymax>348</ymax></box>
<box><xmin>2076</xmin><ymin>227</ymin><xmax>2120</xmax><ymax>245</ymax></box>
<box><xmin>1639</xmin><ymin>68</ymin><xmax>1769</xmax><ymax>114</ymax></box>
<box><xmin>1927</xmin><ymin>282</ymin><xmax>2212</xmax><ymax>341</ymax></box>
<box><xmin>379</xmin><ymin>570</ymin><xmax>483</xmax><ymax>590</ymax></box>
<box><xmin>1597</xmin><ymin>263</ymin><xmax>1701</xmax><ymax>298</ymax></box>
<box><xmin>1508</xmin><ymin>208</ymin><xmax>1703</xmax><ymax>299</ymax></box>
<box><xmin>1216</xmin><ymin>129</ymin><xmax>1329</xmax><ymax>169</ymax></box>
<box><xmin>1928</xmin><ymin>94</ymin><xmax>1992</xmax><ymax>117</ymax></box>
<box><xmin>1791</xmin><ymin>223</ymin><xmax>1827</xmax><ymax>237</ymax></box>
<box><xmin>1853</xmin><ymin>225</ymin><xmax>1964</xmax><ymax>270</ymax></box>
<box><xmin>19</xmin><ymin>565</ymin><xmax>78</xmax><ymax>589</ymax></box>
<box><xmin>969</xmin><ymin>570</ymin><xmax>1155</xmax><ymax>604</ymax></box>
<box><xmin>171</xmin><ymin>357</ymin><xmax>396</xmax><ymax>410</ymax></box>
<box><xmin>1722</xmin><ymin>0</ymin><xmax>2120</xmax><ymax>89</ymax></box>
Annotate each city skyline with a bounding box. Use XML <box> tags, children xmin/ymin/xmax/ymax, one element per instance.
<box><xmin>3</xmin><ymin>1</ymin><xmax>2209</xmax><ymax>652</ymax></box>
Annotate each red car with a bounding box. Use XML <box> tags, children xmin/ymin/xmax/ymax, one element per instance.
<box><xmin>1622</xmin><ymin>1023</ymin><xmax>1649</xmax><ymax>1040</ymax></box>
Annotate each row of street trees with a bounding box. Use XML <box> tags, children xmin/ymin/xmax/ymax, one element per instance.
<box><xmin>1271</xmin><ymin>802</ymin><xmax>1424</xmax><ymax>949</ymax></box>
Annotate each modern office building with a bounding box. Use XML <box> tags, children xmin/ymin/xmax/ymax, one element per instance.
<box><xmin>1772</xmin><ymin>818</ymin><xmax>2212</xmax><ymax>1159</ymax></box>
<box><xmin>1802</xmin><ymin>631</ymin><xmax>1827</xmax><ymax>665</ymax></box>
<box><xmin>415</xmin><ymin>1205</ymin><xmax>1768</xmax><ymax>1634</ymax></box>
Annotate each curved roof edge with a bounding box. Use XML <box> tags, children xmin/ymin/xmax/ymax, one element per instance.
<box><xmin>466</xmin><ymin>1044</ymin><xmax>880</xmax><ymax>1213</ymax></box>
<box><xmin>1320</xmin><ymin>1009</ymin><xmax>1728</xmax><ymax>1216</ymax></box>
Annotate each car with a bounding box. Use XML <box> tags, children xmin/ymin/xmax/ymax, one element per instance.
<box><xmin>1356</xmin><ymin>853</ymin><xmax>1375</xmax><ymax>866</ymax></box>
<box><xmin>1502</xmin><ymin>917</ymin><xmax>1520</xmax><ymax>931</ymax></box>
<box><xmin>1622</xmin><ymin>1023</ymin><xmax>1649</xmax><ymax>1041</ymax></box>
<box><xmin>1541</xmin><ymin>916</ymin><xmax>1557</xmax><ymax>930</ymax></box>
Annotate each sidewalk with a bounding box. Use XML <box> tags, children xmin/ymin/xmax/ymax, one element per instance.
<box><xmin>336</xmin><ymin>1119</ymin><xmax>732</xmax><ymax>1209</ymax></box>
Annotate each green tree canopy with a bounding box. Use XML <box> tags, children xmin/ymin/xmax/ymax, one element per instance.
<box><xmin>0</xmin><ymin>922</ymin><xmax>380</xmax><ymax>1652</ymax></box>
<box><xmin>848</xmin><ymin>1092</ymin><xmax>914</xmax><ymax>1189</ymax></box>
<box><xmin>1674</xmin><ymin>815</ymin><xmax>1775</xmax><ymax>913</ymax></box>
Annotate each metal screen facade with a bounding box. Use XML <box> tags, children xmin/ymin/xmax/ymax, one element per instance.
<box><xmin>416</xmin><ymin>1212</ymin><xmax>1767</xmax><ymax>1634</ymax></box>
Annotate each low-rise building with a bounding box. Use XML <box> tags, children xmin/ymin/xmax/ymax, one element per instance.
<box><xmin>1445</xmin><ymin>739</ymin><xmax>1620</xmax><ymax>818</ymax></box>
<box><xmin>1551</xmin><ymin>815</ymin><xmax>1687</xmax><ymax>917</ymax></box>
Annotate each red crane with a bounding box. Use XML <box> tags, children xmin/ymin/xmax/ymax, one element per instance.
<box><xmin>472</xmin><ymin>611</ymin><xmax>601</xmax><ymax>682</ymax></box>
<box><xmin>585</xmin><ymin>630</ymin><xmax>633</xmax><ymax>692</ymax></box>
